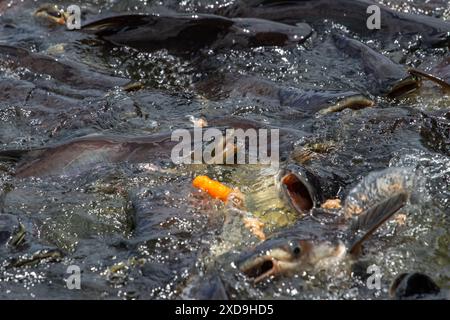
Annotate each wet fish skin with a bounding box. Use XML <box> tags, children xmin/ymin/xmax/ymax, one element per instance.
<box><xmin>276</xmin><ymin>158</ymin><xmax>352</xmax><ymax>216</ymax></box>
<box><xmin>80</xmin><ymin>13</ymin><xmax>312</xmax><ymax>53</ymax></box>
<box><xmin>0</xmin><ymin>45</ymin><xmax>129</xmax><ymax>90</ymax></box>
<box><xmin>277</xmin><ymin>104</ymin><xmax>430</xmax><ymax>218</ymax></box>
<box><xmin>196</xmin><ymin>74</ymin><xmax>374</xmax><ymax>114</ymax></box>
<box><xmin>4</xmin><ymin>134</ymin><xmax>176</xmax><ymax>178</ymax></box>
<box><xmin>332</xmin><ymin>34</ymin><xmax>420</xmax><ymax>98</ymax></box>
<box><xmin>277</xmin><ymin>163</ymin><xmax>331</xmax><ymax>215</ymax></box>
<box><xmin>390</xmin><ymin>273</ymin><xmax>443</xmax><ymax>300</ymax></box>
<box><xmin>217</xmin><ymin>17</ymin><xmax>312</xmax><ymax>49</ymax></box>
<box><xmin>186</xmin><ymin>274</ymin><xmax>229</xmax><ymax>300</ymax></box>
<box><xmin>0</xmin><ymin>78</ymin><xmax>100</xmax><ymax>111</ymax></box>
<box><xmin>420</xmin><ymin>111</ymin><xmax>450</xmax><ymax>157</ymax></box>
<box><xmin>348</xmin><ymin>192</ymin><xmax>408</xmax><ymax>255</ymax></box>
<box><xmin>236</xmin><ymin>215</ymin><xmax>348</xmax><ymax>283</ymax></box>
<box><xmin>0</xmin><ymin>117</ymin><xmax>307</xmax><ymax>178</ymax></box>
<box><xmin>238</xmin><ymin>168</ymin><xmax>411</xmax><ymax>283</ymax></box>
<box><xmin>237</xmin><ymin>192</ymin><xmax>407</xmax><ymax>282</ymax></box>
<box><xmin>409</xmin><ymin>56</ymin><xmax>450</xmax><ymax>90</ymax></box>
<box><xmin>81</xmin><ymin>14</ymin><xmax>233</xmax><ymax>53</ymax></box>
<box><xmin>217</xmin><ymin>0</ymin><xmax>450</xmax><ymax>49</ymax></box>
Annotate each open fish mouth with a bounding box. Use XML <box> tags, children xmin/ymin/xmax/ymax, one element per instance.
<box><xmin>387</xmin><ymin>75</ymin><xmax>421</xmax><ymax>98</ymax></box>
<box><xmin>239</xmin><ymin>246</ymin><xmax>300</xmax><ymax>283</ymax></box>
<box><xmin>34</xmin><ymin>4</ymin><xmax>68</xmax><ymax>26</ymax></box>
<box><xmin>281</xmin><ymin>173</ymin><xmax>314</xmax><ymax>213</ymax></box>
<box><xmin>278</xmin><ymin>165</ymin><xmax>319</xmax><ymax>214</ymax></box>
<box><xmin>238</xmin><ymin>240</ymin><xmax>347</xmax><ymax>283</ymax></box>
<box><xmin>240</xmin><ymin>256</ymin><xmax>279</xmax><ymax>283</ymax></box>
<box><xmin>319</xmin><ymin>95</ymin><xmax>374</xmax><ymax>115</ymax></box>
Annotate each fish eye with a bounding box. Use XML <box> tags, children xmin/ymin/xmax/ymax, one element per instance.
<box><xmin>48</xmin><ymin>11</ymin><xmax>62</xmax><ymax>18</ymax></box>
<box><xmin>293</xmin><ymin>246</ymin><xmax>301</xmax><ymax>256</ymax></box>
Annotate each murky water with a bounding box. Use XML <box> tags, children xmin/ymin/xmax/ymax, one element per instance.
<box><xmin>0</xmin><ymin>0</ymin><xmax>449</xmax><ymax>299</ymax></box>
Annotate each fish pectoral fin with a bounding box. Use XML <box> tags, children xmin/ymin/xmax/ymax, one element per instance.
<box><xmin>408</xmin><ymin>68</ymin><xmax>450</xmax><ymax>90</ymax></box>
<box><xmin>348</xmin><ymin>192</ymin><xmax>408</xmax><ymax>255</ymax></box>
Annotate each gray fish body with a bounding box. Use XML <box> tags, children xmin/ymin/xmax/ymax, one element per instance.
<box><xmin>278</xmin><ymin>87</ymin><xmax>372</xmax><ymax>113</ymax></box>
<box><xmin>332</xmin><ymin>34</ymin><xmax>419</xmax><ymax>97</ymax></box>
<box><xmin>7</xmin><ymin>134</ymin><xmax>176</xmax><ymax>178</ymax></box>
<box><xmin>1</xmin><ymin>117</ymin><xmax>307</xmax><ymax>178</ymax></box>
<box><xmin>81</xmin><ymin>13</ymin><xmax>312</xmax><ymax>53</ymax></box>
<box><xmin>0</xmin><ymin>45</ymin><xmax>129</xmax><ymax>91</ymax></box>
<box><xmin>218</xmin><ymin>0</ymin><xmax>450</xmax><ymax>48</ymax></box>
<box><xmin>277</xmin><ymin>162</ymin><xmax>344</xmax><ymax>214</ymax></box>
<box><xmin>238</xmin><ymin>167</ymin><xmax>413</xmax><ymax>282</ymax></box>
<box><xmin>196</xmin><ymin>74</ymin><xmax>373</xmax><ymax>114</ymax></box>
<box><xmin>276</xmin><ymin>106</ymin><xmax>427</xmax><ymax>216</ymax></box>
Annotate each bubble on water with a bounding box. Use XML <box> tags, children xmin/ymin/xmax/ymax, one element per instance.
<box><xmin>390</xmin><ymin>149</ymin><xmax>450</xmax><ymax>210</ymax></box>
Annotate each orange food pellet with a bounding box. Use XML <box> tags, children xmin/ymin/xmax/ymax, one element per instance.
<box><xmin>192</xmin><ymin>176</ymin><xmax>233</xmax><ymax>202</ymax></box>
<box><xmin>321</xmin><ymin>199</ymin><xmax>342</xmax><ymax>210</ymax></box>
<box><xmin>243</xmin><ymin>217</ymin><xmax>266</xmax><ymax>240</ymax></box>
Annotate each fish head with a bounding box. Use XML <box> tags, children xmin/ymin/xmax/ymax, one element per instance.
<box><xmin>237</xmin><ymin>236</ymin><xmax>346</xmax><ymax>283</ymax></box>
<box><xmin>277</xmin><ymin>163</ymin><xmax>321</xmax><ymax>215</ymax></box>
<box><xmin>34</xmin><ymin>4</ymin><xmax>68</xmax><ymax>26</ymax></box>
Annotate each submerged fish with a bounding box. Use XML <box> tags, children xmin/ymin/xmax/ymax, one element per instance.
<box><xmin>217</xmin><ymin>0</ymin><xmax>450</xmax><ymax>49</ymax></box>
<box><xmin>238</xmin><ymin>167</ymin><xmax>414</xmax><ymax>283</ymax></box>
<box><xmin>275</xmin><ymin>105</ymin><xmax>428</xmax><ymax>216</ymax></box>
<box><xmin>332</xmin><ymin>34</ymin><xmax>421</xmax><ymax>98</ymax></box>
<box><xmin>390</xmin><ymin>273</ymin><xmax>446</xmax><ymax>300</ymax></box>
<box><xmin>34</xmin><ymin>4</ymin><xmax>68</xmax><ymax>26</ymax></box>
<box><xmin>196</xmin><ymin>74</ymin><xmax>374</xmax><ymax>115</ymax></box>
<box><xmin>0</xmin><ymin>45</ymin><xmax>129</xmax><ymax>91</ymax></box>
<box><xmin>34</xmin><ymin>3</ymin><xmax>94</xmax><ymax>26</ymax></box>
<box><xmin>0</xmin><ymin>117</ymin><xmax>306</xmax><ymax>178</ymax></box>
<box><xmin>0</xmin><ymin>134</ymin><xmax>176</xmax><ymax>178</ymax></box>
<box><xmin>76</xmin><ymin>13</ymin><xmax>312</xmax><ymax>53</ymax></box>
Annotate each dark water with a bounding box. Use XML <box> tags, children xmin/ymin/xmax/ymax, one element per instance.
<box><xmin>0</xmin><ymin>0</ymin><xmax>449</xmax><ymax>299</ymax></box>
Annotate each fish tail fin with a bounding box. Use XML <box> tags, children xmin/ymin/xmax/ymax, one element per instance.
<box><xmin>349</xmin><ymin>192</ymin><xmax>408</xmax><ymax>255</ymax></box>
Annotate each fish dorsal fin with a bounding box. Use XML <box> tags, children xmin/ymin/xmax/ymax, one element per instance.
<box><xmin>349</xmin><ymin>192</ymin><xmax>408</xmax><ymax>255</ymax></box>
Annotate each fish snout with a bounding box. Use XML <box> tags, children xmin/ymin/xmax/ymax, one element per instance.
<box><xmin>238</xmin><ymin>239</ymin><xmax>347</xmax><ymax>283</ymax></box>
<box><xmin>34</xmin><ymin>4</ymin><xmax>68</xmax><ymax>26</ymax></box>
<box><xmin>238</xmin><ymin>240</ymin><xmax>310</xmax><ymax>283</ymax></box>
<box><xmin>278</xmin><ymin>164</ymin><xmax>321</xmax><ymax>215</ymax></box>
